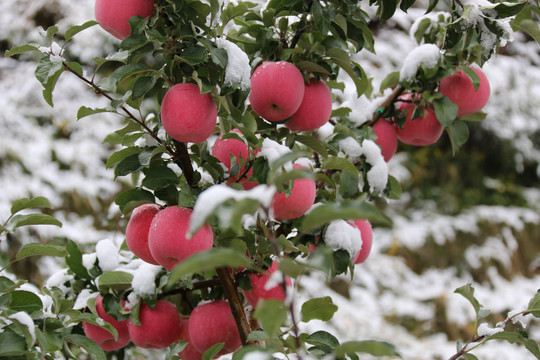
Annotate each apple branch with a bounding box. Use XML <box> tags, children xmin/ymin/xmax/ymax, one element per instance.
<box><xmin>216</xmin><ymin>267</ymin><xmax>253</xmax><ymax>345</ymax></box>
<box><xmin>62</xmin><ymin>62</ymin><xmax>196</xmax><ymax>188</ymax></box>
<box><xmin>448</xmin><ymin>335</ymin><xmax>484</xmax><ymax>360</ymax></box>
<box><xmin>365</xmin><ymin>85</ymin><xmax>405</xmax><ymax>127</ymax></box>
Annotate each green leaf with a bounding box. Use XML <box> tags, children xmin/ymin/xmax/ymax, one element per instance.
<box><xmin>77</xmin><ymin>106</ymin><xmax>111</xmax><ymax>120</ymax></box>
<box><xmin>321</xmin><ymin>157</ymin><xmax>358</xmax><ymax>176</ymax></box>
<box><xmin>454</xmin><ymin>284</ymin><xmax>489</xmax><ymax>321</ymax></box>
<box><xmin>10</xmin><ymin>196</ymin><xmax>52</xmax><ymax>214</ymax></box>
<box><xmin>15</xmin><ymin>243</ymin><xmax>67</xmax><ymax>260</ymax></box>
<box><xmin>97</xmin><ymin>271</ymin><xmax>134</xmax><ymax>291</ymax></box>
<box><xmin>65</xmin><ymin>20</ymin><xmax>99</xmax><ymax>41</ymax></box>
<box><xmin>387</xmin><ymin>175</ymin><xmax>402</xmax><ymax>200</ymax></box>
<box><xmin>301</xmin><ymin>201</ymin><xmax>392</xmax><ymax>232</ymax></box>
<box><xmin>182</xmin><ymin>46</ymin><xmax>209</xmax><ymax>65</ymax></box>
<box><xmin>202</xmin><ymin>343</ymin><xmax>225</xmax><ymax>360</ymax></box>
<box><xmin>433</xmin><ymin>97</ymin><xmax>459</xmax><ymax>127</ymax></box>
<box><xmin>461</xmin><ymin>353</ymin><xmax>479</xmax><ymax>360</ymax></box>
<box><xmin>73</xmin><ymin>313</ymin><xmax>119</xmax><ymax>341</ymax></box>
<box><xmin>5</xmin><ymin>44</ymin><xmax>39</xmax><ymax>57</ymax></box>
<box><xmin>379</xmin><ymin>71</ymin><xmax>400</xmax><ymax>92</ymax></box>
<box><xmin>335</xmin><ymin>340</ymin><xmax>401</xmax><ymax>358</ymax></box>
<box><xmin>168</xmin><ymin>248</ymin><xmax>252</xmax><ymax>285</ymax></box>
<box><xmin>485</xmin><ymin>331</ymin><xmax>540</xmax><ymax>358</ymax></box>
<box><xmin>253</xmin><ymin>299</ymin><xmax>288</xmax><ymax>337</ymax></box>
<box><xmin>9</xmin><ymin>214</ymin><xmax>62</xmax><ymax>229</ymax></box>
<box><xmin>461</xmin><ymin>67</ymin><xmax>481</xmax><ymax>91</ymax></box>
<box><xmin>142</xmin><ymin>165</ymin><xmax>179</xmax><ymax>190</ymax></box>
<box><xmin>0</xmin><ymin>330</ymin><xmax>26</xmax><ymax>357</ymax></box>
<box><xmin>447</xmin><ymin>120</ymin><xmax>469</xmax><ymax>155</ymax></box>
<box><xmin>106</xmin><ymin>147</ymin><xmax>143</xmax><ymax>168</ymax></box>
<box><xmin>66</xmin><ymin>240</ymin><xmax>91</xmax><ymax>279</ymax></box>
<box><xmin>513</xmin><ymin>18</ymin><xmax>540</xmax><ymax>44</ymax></box>
<box><xmin>5</xmin><ymin>290</ymin><xmax>43</xmax><ymax>313</ymax></box>
<box><xmin>115</xmin><ymin>188</ymin><xmax>155</xmax><ymax>214</ymax></box>
<box><xmin>527</xmin><ymin>290</ymin><xmax>540</xmax><ymax>317</ymax></box>
<box><xmin>64</xmin><ymin>334</ymin><xmax>107</xmax><ymax>360</ymax></box>
<box><xmin>166</xmin><ymin>341</ymin><xmax>188</xmax><ymax>360</ymax></box>
<box><xmin>301</xmin><ymin>297</ymin><xmax>338</xmax><ymax>322</ymax></box>
<box><xmin>115</xmin><ymin>153</ymin><xmax>144</xmax><ymax>177</ymax></box>
<box><xmin>493</xmin><ymin>2</ymin><xmax>527</xmax><ymax>18</ymax></box>
<box><xmin>312</xmin><ymin>0</ymin><xmax>330</xmax><ymax>35</ymax></box>
<box><xmin>295</xmin><ymin>135</ymin><xmax>328</xmax><ymax>157</ymax></box>
<box><xmin>305</xmin><ymin>331</ymin><xmax>340</xmax><ymax>349</ymax></box>
<box><xmin>46</xmin><ymin>25</ymin><xmax>59</xmax><ymax>40</ymax></box>
<box><xmin>132</xmin><ymin>75</ymin><xmax>157</xmax><ymax>99</ymax></box>
<box><xmin>0</xmin><ymin>277</ymin><xmax>16</xmax><ymax>293</ymax></box>
<box><xmin>379</xmin><ymin>0</ymin><xmax>398</xmax><ymax>21</ymax></box>
<box><xmin>460</xmin><ymin>111</ymin><xmax>487</xmax><ymax>122</ymax></box>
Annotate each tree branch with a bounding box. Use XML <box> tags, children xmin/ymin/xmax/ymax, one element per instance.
<box><xmin>366</xmin><ymin>86</ymin><xmax>404</xmax><ymax>127</ymax></box>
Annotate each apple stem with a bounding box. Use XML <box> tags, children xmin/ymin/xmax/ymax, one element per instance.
<box><xmin>216</xmin><ymin>267</ymin><xmax>253</xmax><ymax>345</ymax></box>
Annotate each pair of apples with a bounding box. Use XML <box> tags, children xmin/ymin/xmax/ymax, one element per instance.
<box><xmin>83</xmin><ymin>297</ymin><xmax>242</xmax><ymax>358</ymax></box>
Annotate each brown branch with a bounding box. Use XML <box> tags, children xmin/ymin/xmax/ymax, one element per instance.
<box><xmin>159</xmin><ymin>276</ymin><xmax>222</xmax><ymax>298</ymax></box>
<box><xmin>448</xmin><ymin>335</ymin><xmax>484</xmax><ymax>360</ymax></box>
<box><xmin>366</xmin><ymin>86</ymin><xmax>405</xmax><ymax>126</ymax></box>
<box><xmin>216</xmin><ymin>267</ymin><xmax>253</xmax><ymax>345</ymax></box>
<box><xmin>288</xmin><ymin>0</ymin><xmax>313</xmax><ymax>49</ymax></box>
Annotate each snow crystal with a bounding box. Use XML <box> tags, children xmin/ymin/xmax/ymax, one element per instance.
<box><xmin>95</xmin><ymin>239</ymin><xmax>120</xmax><ymax>272</ymax></box>
<box><xmin>9</xmin><ymin>311</ymin><xmax>35</xmax><ymax>343</ymax></box>
<box><xmin>477</xmin><ymin>322</ymin><xmax>504</xmax><ymax>336</ymax></box>
<box><xmin>258</xmin><ymin>138</ymin><xmax>292</xmax><ymax>166</ymax></box>
<box><xmin>132</xmin><ymin>263</ymin><xmax>162</xmax><ymax>296</ymax></box>
<box><xmin>216</xmin><ymin>38</ymin><xmax>251</xmax><ymax>91</ymax></box>
<box><xmin>190</xmin><ymin>184</ymin><xmax>277</xmax><ymax>235</ymax></box>
<box><xmin>399</xmin><ymin>44</ymin><xmax>441</xmax><ymax>82</ymax></box>
<box><xmin>324</xmin><ymin>219</ymin><xmax>362</xmax><ymax>258</ymax></box>
<box><xmin>73</xmin><ymin>289</ymin><xmax>99</xmax><ymax>310</ymax></box>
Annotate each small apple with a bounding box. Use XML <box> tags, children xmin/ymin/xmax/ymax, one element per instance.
<box><xmin>438</xmin><ymin>67</ymin><xmax>490</xmax><ymax>117</ymax></box>
<box><xmin>82</xmin><ymin>297</ymin><xmax>130</xmax><ymax>351</ymax></box>
<box><xmin>212</xmin><ymin>130</ymin><xmax>258</xmax><ymax>189</ymax></box>
<box><xmin>128</xmin><ymin>300</ymin><xmax>181</xmax><ymax>349</ymax></box>
<box><xmin>177</xmin><ymin>318</ymin><xmax>204</xmax><ymax>360</ymax></box>
<box><xmin>188</xmin><ymin>300</ymin><xmax>241</xmax><ymax>355</ymax></box>
<box><xmin>161</xmin><ymin>83</ymin><xmax>217</xmax><ymax>143</ymax></box>
<box><xmin>285</xmin><ymin>79</ymin><xmax>333</xmax><ymax>132</ymax></box>
<box><xmin>393</xmin><ymin>94</ymin><xmax>444</xmax><ymax>146</ymax></box>
<box><xmin>271</xmin><ymin>164</ymin><xmax>316</xmax><ymax>220</ymax></box>
<box><xmin>148</xmin><ymin>206</ymin><xmax>214</xmax><ymax>271</ymax></box>
<box><xmin>372</xmin><ymin>119</ymin><xmax>398</xmax><ymax>162</ymax></box>
<box><xmin>95</xmin><ymin>0</ymin><xmax>155</xmax><ymax>40</ymax></box>
<box><xmin>125</xmin><ymin>203</ymin><xmax>161</xmax><ymax>265</ymax></box>
<box><xmin>351</xmin><ymin>219</ymin><xmax>373</xmax><ymax>264</ymax></box>
<box><xmin>242</xmin><ymin>261</ymin><xmax>290</xmax><ymax>308</ymax></box>
<box><xmin>249</xmin><ymin>61</ymin><xmax>305</xmax><ymax>122</ymax></box>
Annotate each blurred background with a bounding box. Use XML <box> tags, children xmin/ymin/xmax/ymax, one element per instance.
<box><xmin>0</xmin><ymin>0</ymin><xmax>539</xmax><ymax>359</ymax></box>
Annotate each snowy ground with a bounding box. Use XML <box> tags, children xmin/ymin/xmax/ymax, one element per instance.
<box><xmin>1</xmin><ymin>0</ymin><xmax>539</xmax><ymax>359</ymax></box>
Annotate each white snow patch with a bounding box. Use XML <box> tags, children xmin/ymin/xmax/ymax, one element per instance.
<box><xmin>45</xmin><ymin>269</ymin><xmax>73</xmax><ymax>294</ymax></box>
<box><xmin>264</xmin><ymin>269</ymin><xmax>284</xmax><ymax>291</ymax></box>
<box><xmin>73</xmin><ymin>289</ymin><xmax>99</xmax><ymax>310</ymax></box>
<box><xmin>215</xmin><ymin>38</ymin><xmax>251</xmax><ymax>91</ymax></box>
<box><xmin>258</xmin><ymin>138</ymin><xmax>292</xmax><ymax>166</ymax></box>
<box><xmin>190</xmin><ymin>184</ymin><xmax>277</xmax><ymax>235</ymax></box>
<box><xmin>96</xmin><ymin>238</ymin><xmax>120</xmax><ymax>272</ymax></box>
<box><xmin>477</xmin><ymin>322</ymin><xmax>504</xmax><ymax>336</ymax></box>
<box><xmin>243</xmin><ymin>351</ymin><xmax>271</xmax><ymax>360</ymax></box>
<box><xmin>132</xmin><ymin>263</ymin><xmax>162</xmax><ymax>296</ymax></box>
<box><xmin>9</xmin><ymin>312</ymin><xmax>35</xmax><ymax>343</ymax></box>
<box><xmin>399</xmin><ymin>44</ymin><xmax>441</xmax><ymax>82</ymax></box>
<box><xmin>324</xmin><ymin>220</ymin><xmax>362</xmax><ymax>258</ymax></box>
<box><xmin>339</xmin><ymin>138</ymin><xmax>388</xmax><ymax>192</ymax></box>
<box><xmin>82</xmin><ymin>253</ymin><xmax>97</xmax><ymax>271</ymax></box>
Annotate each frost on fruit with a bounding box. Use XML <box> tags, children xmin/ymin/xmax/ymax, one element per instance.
<box><xmin>324</xmin><ymin>219</ymin><xmax>362</xmax><ymax>258</ymax></box>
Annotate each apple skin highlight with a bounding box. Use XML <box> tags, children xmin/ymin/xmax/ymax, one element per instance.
<box><xmin>125</xmin><ymin>203</ymin><xmax>161</xmax><ymax>265</ymax></box>
<box><xmin>285</xmin><ymin>79</ymin><xmax>333</xmax><ymax>132</ymax></box>
<box><xmin>95</xmin><ymin>0</ymin><xmax>155</xmax><ymax>40</ymax></box>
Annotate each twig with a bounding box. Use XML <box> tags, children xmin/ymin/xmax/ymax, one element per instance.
<box><xmin>288</xmin><ymin>0</ymin><xmax>314</xmax><ymax>49</ymax></box>
<box><xmin>216</xmin><ymin>267</ymin><xmax>253</xmax><ymax>345</ymax></box>
<box><xmin>448</xmin><ymin>335</ymin><xmax>484</xmax><ymax>360</ymax></box>
<box><xmin>159</xmin><ymin>277</ymin><xmax>222</xmax><ymax>297</ymax></box>
<box><xmin>365</xmin><ymin>86</ymin><xmax>405</xmax><ymax>126</ymax></box>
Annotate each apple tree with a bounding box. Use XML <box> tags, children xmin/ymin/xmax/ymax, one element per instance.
<box><xmin>3</xmin><ymin>0</ymin><xmax>540</xmax><ymax>359</ymax></box>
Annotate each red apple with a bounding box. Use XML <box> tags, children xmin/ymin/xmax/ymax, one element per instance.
<box><xmin>438</xmin><ymin>67</ymin><xmax>490</xmax><ymax>117</ymax></box>
<box><xmin>161</xmin><ymin>83</ymin><xmax>217</xmax><ymax>143</ymax></box>
<box><xmin>249</xmin><ymin>61</ymin><xmax>305</xmax><ymax>122</ymax></box>
<box><xmin>372</xmin><ymin>119</ymin><xmax>398</xmax><ymax>162</ymax></box>
<box><xmin>148</xmin><ymin>206</ymin><xmax>214</xmax><ymax>271</ymax></box>
<box><xmin>128</xmin><ymin>300</ymin><xmax>181</xmax><ymax>349</ymax></box>
<box><xmin>188</xmin><ymin>300</ymin><xmax>241</xmax><ymax>355</ymax></box>
<box><xmin>351</xmin><ymin>219</ymin><xmax>373</xmax><ymax>264</ymax></box>
<box><xmin>393</xmin><ymin>94</ymin><xmax>444</xmax><ymax>146</ymax></box>
<box><xmin>242</xmin><ymin>261</ymin><xmax>290</xmax><ymax>308</ymax></box>
<box><xmin>95</xmin><ymin>0</ymin><xmax>155</xmax><ymax>40</ymax></box>
<box><xmin>125</xmin><ymin>203</ymin><xmax>160</xmax><ymax>265</ymax></box>
<box><xmin>271</xmin><ymin>164</ymin><xmax>316</xmax><ymax>220</ymax></box>
<box><xmin>82</xmin><ymin>297</ymin><xmax>130</xmax><ymax>351</ymax></box>
<box><xmin>212</xmin><ymin>130</ymin><xmax>258</xmax><ymax>189</ymax></box>
<box><xmin>177</xmin><ymin>318</ymin><xmax>204</xmax><ymax>360</ymax></box>
<box><xmin>285</xmin><ymin>79</ymin><xmax>333</xmax><ymax>132</ymax></box>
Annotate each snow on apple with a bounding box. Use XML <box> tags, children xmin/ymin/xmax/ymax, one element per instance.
<box><xmin>324</xmin><ymin>219</ymin><xmax>363</xmax><ymax>258</ymax></box>
<box><xmin>215</xmin><ymin>38</ymin><xmax>251</xmax><ymax>91</ymax></box>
